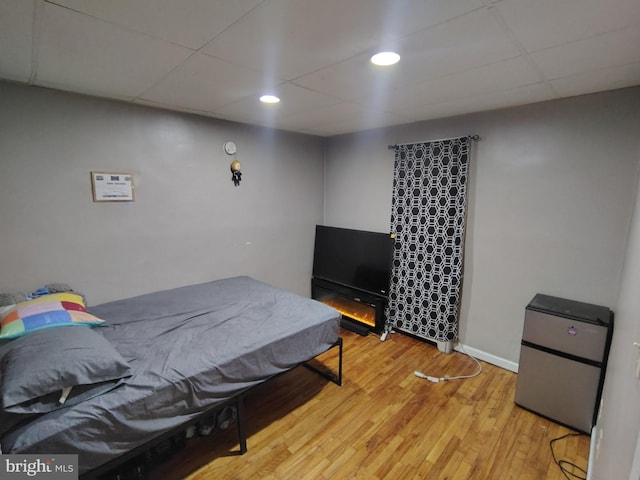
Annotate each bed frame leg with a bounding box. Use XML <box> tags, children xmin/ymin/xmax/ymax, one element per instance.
<box><xmin>303</xmin><ymin>337</ymin><xmax>343</xmax><ymax>386</ymax></box>
<box><xmin>237</xmin><ymin>395</ymin><xmax>247</xmax><ymax>454</ymax></box>
<box><xmin>336</xmin><ymin>337</ymin><xmax>343</xmax><ymax>386</ymax></box>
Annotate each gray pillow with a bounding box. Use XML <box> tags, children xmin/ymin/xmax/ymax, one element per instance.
<box><xmin>1</xmin><ymin>326</ymin><xmax>131</xmax><ymax>414</ymax></box>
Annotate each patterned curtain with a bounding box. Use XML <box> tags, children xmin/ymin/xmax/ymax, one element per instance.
<box><xmin>386</xmin><ymin>136</ymin><xmax>471</xmax><ymax>344</ymax></box>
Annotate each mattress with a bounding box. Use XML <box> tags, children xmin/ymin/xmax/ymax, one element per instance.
<box><xmin>1</xmin><ymin>276</ymin><xmax>340</xmax><ymax>475</ymax></box>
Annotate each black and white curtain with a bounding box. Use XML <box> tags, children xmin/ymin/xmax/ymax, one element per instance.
<box><xmin>385</xmin><ymin>136</ymin><xmax>471</xmax><ymax>343</ymax></box>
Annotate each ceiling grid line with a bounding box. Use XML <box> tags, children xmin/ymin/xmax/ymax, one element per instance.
<box><xmin>485</xmin><ymin>3</ymin><xmax>560</xmax><ymax>99</ymax></box>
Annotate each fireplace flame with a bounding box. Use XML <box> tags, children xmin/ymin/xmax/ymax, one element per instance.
<box><xmin>321</xmin><ymin>297</ymin><xmax>376</xmax><ymax>328</ymax></box>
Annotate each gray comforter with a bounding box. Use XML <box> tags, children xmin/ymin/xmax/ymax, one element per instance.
<box><xmin>0</xmin><ymin>276</ymin><xmax>340</xmax><ymax>475</ymax></box>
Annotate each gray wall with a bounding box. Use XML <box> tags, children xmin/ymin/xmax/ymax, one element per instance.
<box><xmin>0</xmin><ymin>82</ymin><xmax>325</xmax><ymax>304</ymax></box>
<box><xmin>593</xmin><ymin>161</ymin><xmax>640</xmax><ymax>480</ymax></box>
<box><xmin>324</xmin><ymin>87</ymin><xmax>640</xmax><ymax>366</ymax></box>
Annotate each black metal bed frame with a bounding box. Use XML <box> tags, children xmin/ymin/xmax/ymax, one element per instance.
<box><xmin>80</xmin><ymin>337</ymin><xmax>343</xmax><ymax>480</ymax></box>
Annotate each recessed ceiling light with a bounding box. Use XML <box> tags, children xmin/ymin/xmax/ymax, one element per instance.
<box><xmin>370</xmin><ymin>51</ymin><xmax>400</xmax><ymax>66</ymax></box>
<box><xmin>260</xmin><ymin>94</ymin><xmax>280</xmax><ymax>104</ymax></box>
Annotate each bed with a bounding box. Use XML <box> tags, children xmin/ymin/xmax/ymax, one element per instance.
<box><xmin>0</xmin><ymin>276</ymin><xmax>342</xmax><ymax>478</ymax></box>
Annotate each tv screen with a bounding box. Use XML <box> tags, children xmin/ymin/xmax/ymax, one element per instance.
<box><xmin>312</xmin><ymin>225</ymin><xmax>393</xmax><ymax>296</ymax></box>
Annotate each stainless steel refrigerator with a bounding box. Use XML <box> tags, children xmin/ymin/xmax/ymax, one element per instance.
<box><xmin>515</xmin><ymin>294</ymin><xmax>613</xmax><ymax>434</ymax></box>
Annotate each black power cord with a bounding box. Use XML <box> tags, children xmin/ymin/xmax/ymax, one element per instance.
<box><xmin>550</xmin><ymin>432</ymin><xmax>588</xmax><ymax>480</ymax></box>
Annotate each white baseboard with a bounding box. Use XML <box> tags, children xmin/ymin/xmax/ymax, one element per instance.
<box><xmin>383</xmin><ymin>329</ymin><xmax>520</xmax><ymax>372</ymax></box>
<box><xmin>587</xmin><ymin>425</ymin><xmax>597</xmax><ymax>480</ymax></box>
<box><xmin>455</xmin><ymin>343</ymin><xmax>519</xmax><ymax>373</ymax></box>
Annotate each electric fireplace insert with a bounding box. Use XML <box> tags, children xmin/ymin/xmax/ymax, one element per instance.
<box><xmin>311</xmin><ymin>225</ymin><xmax>393</xmax><ymax>335</ymax></box>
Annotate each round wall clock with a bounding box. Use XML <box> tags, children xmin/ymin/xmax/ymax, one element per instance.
<box><xmin>224</xmin><ymin>141</ymin><xmax>237</xmax><ymax>155</ymax></box>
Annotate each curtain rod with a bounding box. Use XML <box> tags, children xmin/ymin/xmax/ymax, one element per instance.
<box><xmin>387</xmin><ymin>134</ymin><xmax>479</xmax><ymax>150</ymax></box>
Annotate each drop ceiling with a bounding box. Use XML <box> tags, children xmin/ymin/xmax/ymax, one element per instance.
<box><xmin>1</xmin><ymin>0</ymin><xmax>639</xmax><ymax>137</ymax></box>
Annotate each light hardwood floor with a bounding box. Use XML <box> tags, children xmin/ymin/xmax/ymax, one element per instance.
<box><xmin>149</xmin><ymin>329</ymin><xmax>590</xmax><ymax>480</ymax></box>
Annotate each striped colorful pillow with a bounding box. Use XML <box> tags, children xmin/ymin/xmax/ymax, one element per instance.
<box><xmin>0</xmin><ymin>292</ymin><xmax>104</xmax><ymax>340</ymax></box>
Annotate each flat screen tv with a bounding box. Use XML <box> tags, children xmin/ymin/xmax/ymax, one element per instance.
<box><xmin>312</xmin><ymin>225</ymin><xmax>393</xmax><ymax>296</ymax></box>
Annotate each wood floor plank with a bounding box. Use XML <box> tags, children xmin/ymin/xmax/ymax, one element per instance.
<box><xmin>148</xmin><ymin>329</ymin><xmax>590</xmax><ymax>480</ymax></box>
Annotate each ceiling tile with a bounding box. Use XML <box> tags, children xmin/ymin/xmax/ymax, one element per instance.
<box><xmin>212</xmin><ymin>83</ymin><xmax>343</xmax><ymax>127</ymax></box>
<box><xmin>140</xmin><ymin>53</ymin><xmax>266</xmax><ymax>111</ymax></box>
<box><xmin>274</xmin><ymin>101</ymin><xmax>410</xmax><ymax>135</ymax></box>
<box><xmin>531</xmin><ymin>25</ymin><xmax>640</xmax><ymax>80</ymax></box>
<box><xmin>0</xmin><ymin>0</ymin><xmax>35</xmax><ymax>82</ymax></box>
<box><xmin>551</xmin><ymin>62</ymin><xmax>640</xmax><ymax>98</ymax></box>
<box><xmin>399</xmin><ymin>82</ymin><xmax>556</xmax><ymax>121</ymax></box>
<box><xmin>36</xmin><ymin>3</ymin><xmax>193</xmax><ymax>98</ymax></box>
<box><xmin>203</xmin><ymin>0</ymin><xmax>485</xmax><ymax>81</ymax></box>
<box><xmin>132</xmin><ymin>98</ymin><xmax>210</xmax><ymax>117</ymax></box>
<box><xmin>392</xmin><ymin>8</ymin><xmax>522</xmax><ymax>82</ymax></box>
<box><xmin>389</xmin><ymin>56</ymin><xmax>543</xmax><ymax>111</ymax></box>
<box><xmin>291</xmin><ymin>53</ymin><xmax>403</xmax><ymax>102</ymax></box>
<box><xmin>495</xmin><ymin>0</ymin><xmax>640</xmax><ymax>53</ymax></box>
<box><xmin>293</xmin><ymin>7</ymin><xmax>522</xmax><ymax>100</ymax></box>
<box><xmin>48</xmin><ymin>0</ymin><xmax>263</xmax><ymax>49</ymax></box>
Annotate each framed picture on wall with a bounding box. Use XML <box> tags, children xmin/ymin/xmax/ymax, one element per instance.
<box><xmin>91</xmin><ymin>171</ymin><xmax>135</xmax><ymax>202</ymax></box>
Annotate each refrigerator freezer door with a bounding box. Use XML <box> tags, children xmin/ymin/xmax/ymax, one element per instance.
<box><xmin>515</xmin><ymin>345</ymin><xmax>601</xmax><ymax>433</ymax></box>
<box><xmin>522</xmin><ymin>309</ymin><xmax>608</xmax><ymax>362</ymax></box>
